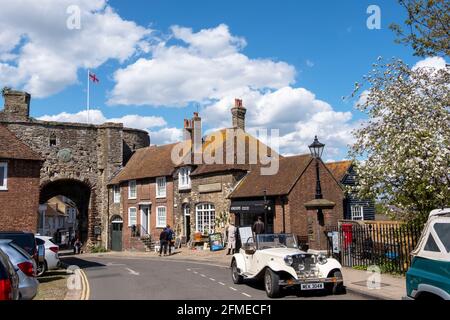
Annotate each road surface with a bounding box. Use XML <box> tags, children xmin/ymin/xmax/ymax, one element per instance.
<box><xmin>62</xmin><ymin>255</ymin><xmax>369</xmax><ymax>300</ymax></box>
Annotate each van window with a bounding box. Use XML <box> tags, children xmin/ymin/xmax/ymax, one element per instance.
<box><xmin>424</xmin><ymin>233</ymin><xmax>440</xmax><ymax>252</ymax></box>
<box><xmin>434</xmin><ymin>223</ymin><xmax>450</xmax><ymax>253</ymax></box>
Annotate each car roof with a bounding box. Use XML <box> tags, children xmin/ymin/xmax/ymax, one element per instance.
<box><xmin>429</xmin><ymin>208</ymin><xmax>450</xmax><ymax>217</ymax></box>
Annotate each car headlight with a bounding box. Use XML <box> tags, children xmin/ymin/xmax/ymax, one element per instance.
<box><xmin>284</xmin><ymin>255</ymin><xmax>293</xmax><ymax>266</ymax></box>
<box><xmin>317</xmin><ymin>253</ymin><xmax>328</xmax><ymax>265</ymax></box>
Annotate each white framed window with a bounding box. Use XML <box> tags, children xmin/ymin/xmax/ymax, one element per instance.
<box><xmin>156</xmin><ymin>206</ymin><xmax>167</xmax><ymax>228</ymax></box>
<box><xmin>113</xmin><ymin>185</ymin><xmax>121</xmax><ymax>203</ymax></box>
<box><xmin>195</xmin><ymin>203</ymin><xmax>215</xmax><ymax>234</ymax></box>
<box><xmin>178</xmin><ymin>167</ymin><xmax>191</xmax><ymax>189</ymax></box>
<box><xmin>156</xmin><ymin>177</ymin><xmax>166</xmax><ymax>198</ymax></box>
<box><xmin>351</xmin><ymin>205</ymin><xmax>364</xmax><ymax>220</ymax></box>
<box><xmin>0</xmin><ymin>162</ymin><xmax>8</xmax><ymax>190</ymax></box>
<box><xmin>128</xmin><ymin>207</ymin><xmax>137</xmax><ymax>226</ymax></box>
<box><xmin>128</xmin><ymin>180</ymin><xmax>137</xmax><ymax>199</ymax></box>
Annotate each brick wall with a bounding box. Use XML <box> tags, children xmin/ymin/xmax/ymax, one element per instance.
<box><xmin>0</xmin><ymin>159</ymin><xmax>41</xmax><ymax>232</ymax></box>
<box><xmin>121</xmin><ymin>177</ymin><xmax>174</xmax><ymax>250</ymax></box>
<box><xmin>286</xmin><ymin>160</ymin><xmax>344</xmax><ymax>250</ymax></box>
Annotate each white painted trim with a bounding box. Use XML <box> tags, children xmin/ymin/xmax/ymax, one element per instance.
<box><xmin>156</xmin><ymin>206</ymin><xmax>167</xmax><ymax>228</ymax></box>
<box><xmin>0</xmin><ymin>162</ymin><xmax>8</xmax><ymax>191</ymax></box>
<box><xmin>128</xmin><ymin>180</ymin><xmax>137</xmax><ymax>199</ymax></box>
<box><xmin>128</xmin><ymin>207</ymin><xmax>137</xmax><ymax>226</ymax></box>
<box><xmin>156</xmin><ymin>177</ymin><xmax>167</xmax><ymax>198</ymax></box>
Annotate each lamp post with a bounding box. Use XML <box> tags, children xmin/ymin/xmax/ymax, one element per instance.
<box><xmin>309</xmin><ymin>135</ymin><xmax>325</xmax><ymax>200</ymax></box>
<box><xmin>263</xmin><ymin>189</ymin><xmax>268</xmax><ymax>233</ymax></box>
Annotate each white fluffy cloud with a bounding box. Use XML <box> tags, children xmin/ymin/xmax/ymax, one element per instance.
<box><xmin>0</xmin><ymin>0</ymin><xmax>151</xmax><ymax>97</ymax></box>
<box><xmin>413</xmin><ymin>56</ymin><xmax>447</xmax><ymax>70</ymax></box>
<box><xmin>108</xmin><ymin>24</ymin><xmax>295</xmax><ymax>106</ymax></box>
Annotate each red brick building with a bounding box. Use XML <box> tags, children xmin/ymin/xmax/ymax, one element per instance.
<box><xmin>109</xmin><ymin>144</ymin><xmax>176</xmax><ymax>250</ymax></box>
<box><xmin>0</xmin><ymin>125</ymin><xmax>43</xmax><ymax>233</ymax></box>
<box><xmin>229</xmin><ymin>155</ymin><xmax>345</xmax><ymax>250</ymax></box>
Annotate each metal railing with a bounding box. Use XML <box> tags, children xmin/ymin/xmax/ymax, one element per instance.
<box><xmin>326</xmin><ymin>222</ymin><xmax>423</xmax><ymax>274</ymax></box>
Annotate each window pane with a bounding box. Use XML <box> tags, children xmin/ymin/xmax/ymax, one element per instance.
<box><xmin>0</xmin><ymin>166</ymin><xmax>4</xmax><ymax>186</ymax></box>
<box><xmin>424</xmin><ymin>234</ymin><xmax>440</xmax><ymax>252</ymax></box>
<box><xmin>434</xmin><ymin>223</ymin><xmax>450</xmax><ymax>253</ymax></box>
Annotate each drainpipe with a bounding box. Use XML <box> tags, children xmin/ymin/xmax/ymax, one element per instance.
<box><xmin>281</xmin><ymin>196</ymin><xmax>286</xmax><ymax>233</ymax></box>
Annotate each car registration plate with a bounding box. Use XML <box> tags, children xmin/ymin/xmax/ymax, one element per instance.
<box><xmin>301</xmin><ymin>283</ymin><xmax>324</xmax><ymax>290</ymax></box>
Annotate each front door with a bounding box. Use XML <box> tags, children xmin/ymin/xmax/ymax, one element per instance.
<box><xmin>184</xmin><ymin>205</ymin><xmax>191</xmax><ymax>241</ymax></box>
<box><xmin>111</xmin><ymin>221</ymin><xmax>123</xmax><ymax>251</ymax></box>
<box><xmin>140</xmin><ymin>205</ymin><xmax>150</xmax><ymax>236</ymax></box>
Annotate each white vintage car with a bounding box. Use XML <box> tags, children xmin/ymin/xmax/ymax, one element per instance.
<box><xmin>231</xmin><ymin>233</ymin><xmax>345</xmax><ymax>298</ymax></box>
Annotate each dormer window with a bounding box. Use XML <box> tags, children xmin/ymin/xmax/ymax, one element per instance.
<box><xmin>178</xmin><ymin>167</ymin><xmax>191</xmax><ymax>189</ymax></box>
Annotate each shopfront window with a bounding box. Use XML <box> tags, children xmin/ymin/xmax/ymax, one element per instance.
<box><xmin>196</xmin><ymin>203</ymin><xmax>215</xmax><ymax>234</ymax></box>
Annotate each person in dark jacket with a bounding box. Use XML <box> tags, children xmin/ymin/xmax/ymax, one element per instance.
<box><xmin>252</xmin><ymin>216</ymin><xmax>265</xmax><ymax>235</ymax></box>
<box><xmin>159</xmin><ymin>229</ymin><xmax>168</xmax><ymax>256</ymax></box>
<box><xmin>165</xmin><ymin>225</ymin><xmax>175</xmax><ymax>255</ymax></box>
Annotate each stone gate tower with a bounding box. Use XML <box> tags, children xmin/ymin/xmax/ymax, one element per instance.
<box><xmin>0</xmin><ymin>88</ymin><xmax>150</xmax><ymax>248</ymax></box>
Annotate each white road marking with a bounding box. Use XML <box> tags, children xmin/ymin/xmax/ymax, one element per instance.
<box><xmin>218</xmin><ymin>282</ymin><xmax>225</xmax><ymax>286</ymax></box>
<box><xmin>125</xmin><ymin>268</ymin><xmax>140</xmax><ymax>276</ymax></box>
<box><xmin>229</xmin><ymin>287</ymin><xmax>237</xmax><ymax>291</ymax></box>
<box><xmin>209</xmin><ymin>278</ymin><xmax>215</xmax><ymax>281</ymax></box>
<box><xmin>186</xmin><ymin>268</ymin><xmax>191</xmax><ymax>271</ymax></box>
<box><xmin>242</xmin><ymin>293</ymin><xmax>252</xmax><ymax>297</ymax></box>
<box><xmin>201</xmin><ymin>274</ymin><xmax>206</xmax><ymax>277</ymax></box>
<box><xmin>193</xmin><ymin>271</ymin><xmax>198</xmax><ymax>274</ymax></box>
<box><xmin>106</xmin><ymin>262</ymin><xmax>126</xmax><ymax>266</ymax></box>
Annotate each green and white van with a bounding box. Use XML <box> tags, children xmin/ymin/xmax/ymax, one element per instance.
<box><xmin>405</xmin><ymin>208</ymin><xmax>450</xmax><ymax>300</ymax></box>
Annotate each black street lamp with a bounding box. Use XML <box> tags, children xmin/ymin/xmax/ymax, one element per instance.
<box><xmin>309</xmin><ymin>136</ymin><xmax>325</xmax><ymax>200</ymax></box>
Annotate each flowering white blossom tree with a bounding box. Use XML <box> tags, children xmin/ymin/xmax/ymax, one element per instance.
<box><xmin>350</xmin><ymin>58</ymin><xmax>449</xmax><ymax>222</ymax></box>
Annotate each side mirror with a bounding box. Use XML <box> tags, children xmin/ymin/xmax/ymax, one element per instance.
<box><xmin>37</xmin><ymin>244</ymin><xmax>45</xmax><ymax>263</ymax></box>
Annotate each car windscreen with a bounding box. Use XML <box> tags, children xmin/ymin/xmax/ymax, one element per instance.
<box><xmin>256</xmin><ymin>234</ymin><xmax>298</xmax><ymax>249</ymax></box>
<box><xmin>0</xmin><ymin>234</ymin><xmax>35</xmax><ymax>256</ymax></box>
<box><xmin>9</xmin><ymin>242</ymin><xmax>32</xmax><ymax>260</ymax></box>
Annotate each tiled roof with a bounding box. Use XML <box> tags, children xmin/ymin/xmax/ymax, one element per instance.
<box><xmin>0</xmin><ymin>124</ymin><xmax>42</xmax><ymax>161</ymax></box>
<box><xmin>109</xmin><ymin>143</ymin><xmax>178</xmax><ymax>184</ymax></box>
<box><xmin>229</xmin><ymin>154</ymin><xmax>313</xmax><ymax>198</ymax></box>
<box><xmin>326</xmin><ymin>160</ymin><xmax>352</xmax><ymax>182</ymax></box>
<box><xmin>190</xmin><ymin>128</ymin><xmax>281</xmax><ymax>176</ymax></box>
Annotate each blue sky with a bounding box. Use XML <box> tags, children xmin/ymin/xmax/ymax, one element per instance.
<box><xmin>0</xmin><ymin>0</ymin><xmax>442</xmax><ymax>160</ymax></box>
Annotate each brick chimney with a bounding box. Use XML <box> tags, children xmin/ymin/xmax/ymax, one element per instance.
<box><xmin>1</xmin><ymin>88</ymin><xmax>30</xmax><ymax>122</ymax></box>
<box><xmin>231</xmin><ymin>98</ymin><xmax>246</xmax><ymax>131</ymax></box>
<box><xmin>192</xmin><ymin>112</ymin><xmax>202</xmax><ymax>162</ymax></box>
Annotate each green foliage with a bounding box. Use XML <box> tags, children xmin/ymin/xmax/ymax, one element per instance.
<box><xmin>389</xmin><ymin>0</ymin><xmax>450</xmax><ymax>57</ymax></box>
<box><xmin>90</xmin><ymin>246</ymin><xmax>108</xmax><ymax>253</ymax></box>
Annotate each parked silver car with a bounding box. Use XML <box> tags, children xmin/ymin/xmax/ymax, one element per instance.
<box><xmin>0</xmin><ymin>240</ymin><xmax>39</xmax><ymax>300</ymax></box>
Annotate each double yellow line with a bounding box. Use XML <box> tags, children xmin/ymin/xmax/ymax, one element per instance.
<box><xmin>79</xmin><ymin>269</ymin><xmax>90</xmax><ymax>300</ymax></box>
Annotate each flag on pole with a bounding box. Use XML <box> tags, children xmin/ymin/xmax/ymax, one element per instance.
<box><xmin>86</xmin><ymin>70</ymin><xmax>99</xmax><ymax>124</ymax></box>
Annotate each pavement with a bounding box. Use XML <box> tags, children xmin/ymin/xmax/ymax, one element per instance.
<box><xmin>60</xmin><ymin>247</ymin><xmax>406</xmax><ymax>300</ymax></box>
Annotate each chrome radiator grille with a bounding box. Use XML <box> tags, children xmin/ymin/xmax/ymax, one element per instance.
<box><xmin>291</xmin><ymin>254</ymin><xmax>318</xmax><ymax>278</ymax></box>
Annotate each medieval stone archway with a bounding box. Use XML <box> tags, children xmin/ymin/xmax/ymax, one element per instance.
<box><xmin>0</xmin><ymin>90</ymin><xmax>150</xmax><ymax>248</ymax></box>
<box><xmin>39</xmin><ymin>179</ymin><xmax>92</xmax><ymax>244</ymax></box>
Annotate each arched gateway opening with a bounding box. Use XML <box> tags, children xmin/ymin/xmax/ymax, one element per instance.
<box><xmin>39</xmin><ymin>179</ymin><xmax>92</xmax><ymax>245</ymax></box>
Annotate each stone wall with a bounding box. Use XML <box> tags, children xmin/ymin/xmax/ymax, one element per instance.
<box><xmin>0</xmin><ymin>91</ymin><xmax>150</xmax><ymax>248</ymax></box>
<box><xmin>173</xmin><ymin>169</ymin><xmax>246</xmax><ymax>239</ymax></box>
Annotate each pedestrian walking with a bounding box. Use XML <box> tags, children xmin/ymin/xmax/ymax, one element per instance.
<box><xmin>74</xmin><ymin>238</ymin><xmax>82</xmax><ymax>254</ymax></box>
<box><xmin>252</xmin><ymin>216</ymin><xmax>265</xmax><ymax>235</ymax></box>
<box><xmin>226</xmin><ymin>222</ymin><xmax>237</xmax><ymax>255</ymax></box>
<box><xmin>159</xmin><ymin>228</ymin><xmax>168</xmax><ymax>256</ymax></box>
<box><xmin>165</xmin><ymin>225</ymin><xmax>175</xmax><ymax>255</ymax></box>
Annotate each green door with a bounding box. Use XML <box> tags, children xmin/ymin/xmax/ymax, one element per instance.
<box><xmin>111</xmin><ymin>221</ymin><xmax>123</xmax><ymax>251</ymax></box>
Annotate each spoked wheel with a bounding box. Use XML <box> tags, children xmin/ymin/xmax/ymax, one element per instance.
<box><xmin>36</xmin><ymin>261</ymin><xmax>47</xmax><ymax>277</ymax></box>
<box><xmin>231</xmin><ymin>259</ymin><xmax>243</xmax><ymax>284</ymax></box>
<box><xmin>264</xmin><ymin>268</ymin><xmax>281</xmax><ymax>298</ymax></box>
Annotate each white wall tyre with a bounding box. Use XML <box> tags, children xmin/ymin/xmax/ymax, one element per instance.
<box><xmin>231</xmin><ymin>259</ymin><xmax>243</xmax><ymax>284</ymax></box>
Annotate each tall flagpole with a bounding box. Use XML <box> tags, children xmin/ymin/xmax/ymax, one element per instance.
<box><xmin>87</xmin><ymin>69</ymin><xmax>90</xmax><ymax>124</ymax></box>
